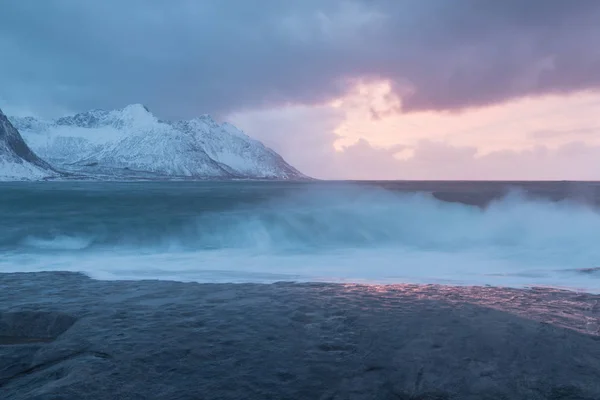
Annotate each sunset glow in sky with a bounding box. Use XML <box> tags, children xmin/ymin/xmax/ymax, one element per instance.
<box><xmin>232</xmin><ymin>84</ymin><xmax>600</xmax><ymax>179</ymax></box>
<box><xmin>2</xmin><ymin>0</ymin><xmax>600</xmax><ymax>179</ymax></box>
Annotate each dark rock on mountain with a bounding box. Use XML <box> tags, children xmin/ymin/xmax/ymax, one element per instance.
<box><xmin>0</xmin><ymin>108</ymin><xmax>57</xmax><ymax>180</ymax></box>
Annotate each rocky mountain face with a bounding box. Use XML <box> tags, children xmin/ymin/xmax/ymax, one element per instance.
<box><xmin>0</xmin><ymin>108</ymin><xmax>57</xmax><ymax>181</ymax></box>
<box><xmin>10</xmin><ymin>104</ymin><xmax>306</xmax><ymax>180</ymax></box>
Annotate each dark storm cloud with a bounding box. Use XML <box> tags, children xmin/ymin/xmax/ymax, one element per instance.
<box><xmin>1</xmin><ymin>0</ymin><xmax>600</xmax><ymax>118</ymax></box>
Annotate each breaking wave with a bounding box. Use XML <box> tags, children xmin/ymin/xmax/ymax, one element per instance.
<box><xmin>2</xmin><ymin>183</ymin><xmax>600</xmax><ymax>291</ymax></box>
<box><xmin>23</xmin><ymin>235</ymin><xmax>94</xmax><ymax>250</ymax></box>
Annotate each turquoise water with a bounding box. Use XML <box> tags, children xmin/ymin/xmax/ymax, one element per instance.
<box><xmin>2</xmin><ymin>181</ymin><xmax>600</xmax><ymax>291</ymax></box>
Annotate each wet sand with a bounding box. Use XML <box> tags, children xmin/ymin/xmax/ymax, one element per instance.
<box><xmin>1</xmin><ymin>271</ymin><xmax>600</xmax><ymax>399</ymax></box>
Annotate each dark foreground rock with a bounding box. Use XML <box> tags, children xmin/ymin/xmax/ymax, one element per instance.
<box><xmin>1</xmin><ymin>272</ymin><xmax>600</xmax><ymax>399</ymax></box>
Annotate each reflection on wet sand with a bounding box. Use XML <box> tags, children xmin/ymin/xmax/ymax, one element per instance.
<box><xmin>340</xmin><ymin>283</ymin><xmax>600</xmax><ymax>336</ymax></box>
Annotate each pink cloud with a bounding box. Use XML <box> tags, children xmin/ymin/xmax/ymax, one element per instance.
<box><xmin>230</xmin><ymin>99</ymin><xmax>600</xmax><ymax>180</ymax></box>
<box><xmin>333</xmin><ymin>140</ymin><xmax>600</xmax><ymax>180</ymax></box>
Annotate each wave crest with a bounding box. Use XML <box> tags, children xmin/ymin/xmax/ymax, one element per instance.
<box><xmin>23</xmin><ymin>235</ymin><xmax>93</xmax><ymax>251</ymax></box>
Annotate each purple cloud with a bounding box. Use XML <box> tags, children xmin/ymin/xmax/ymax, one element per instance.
<box><xmin>1</xmin><ymin>0</ymin><xmax>600</xmax><ymax>118</ymax></box>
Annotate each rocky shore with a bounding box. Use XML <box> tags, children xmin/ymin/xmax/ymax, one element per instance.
<box><xmin>1</xmin><ymin>272</ymin><xmax>600</xmax><ymax>399</ymax></box>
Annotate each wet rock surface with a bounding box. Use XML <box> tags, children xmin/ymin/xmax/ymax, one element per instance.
<box><xmin>1</xmin><ymin>272</ymin><xmax>600</xmax><ymax>399</ymax></box>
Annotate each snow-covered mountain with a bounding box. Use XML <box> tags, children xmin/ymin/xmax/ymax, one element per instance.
<box><xmin>10</xmin><ymin>104</ymin><xmax>306</xmax><ymax>180</ymax></box>
<box><xmin>0</xmin><ymin>108</ymin><xmax>57</xmax><ymax>181</ymax></box>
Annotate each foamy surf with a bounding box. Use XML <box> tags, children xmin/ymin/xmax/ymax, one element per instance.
<box><xmin>1</xmin><ymin>181</ymin><xmax>600</xmax><ymax>292</ymax></box>
<box><xmin>22</xmin><ymin>235</ymin><xmax>94</xmax><ymax>250</ymax></box>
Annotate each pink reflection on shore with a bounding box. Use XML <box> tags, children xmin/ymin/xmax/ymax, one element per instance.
<box><xmin>336</xmin><ymin>283</ymin><xmax>600</xmax><ymax>336</ymax></box>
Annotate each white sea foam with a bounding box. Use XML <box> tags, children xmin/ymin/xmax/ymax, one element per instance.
<box><xmin>22</xmin><ymin>235</ymin><xmax>94</xmax><ymax>251</ymax></box>
<box><xmin>2</xmin><ymin>186</ymin><xmax>600</xmax><ymax>292</ymax></box>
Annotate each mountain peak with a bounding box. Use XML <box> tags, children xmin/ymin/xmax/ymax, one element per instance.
<box><xmin>120</xmin><ymin>103</ymin><xmax>151</xmax><ymax>114</ymax></box>
<box><xmin>113</xmin><ymin>104</ymin><xmax>157</xmax><ymax>127</ymax></box>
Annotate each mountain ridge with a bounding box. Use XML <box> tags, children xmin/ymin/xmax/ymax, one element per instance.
<box><xmin>9</xmin><ymin>104</ymin><xmax>307</xmax><ymax>180</ymax></box>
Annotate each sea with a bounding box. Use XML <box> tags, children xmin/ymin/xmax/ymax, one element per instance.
<box><xmin>2</xmin><ymin>180</ymin><xmax>600</xmax><ymax>292</ymax></box>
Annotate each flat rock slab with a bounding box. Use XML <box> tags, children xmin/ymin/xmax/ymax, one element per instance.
<box><xmin>0</xmin><ymin>336</ymin><xmax>55</xmax><ymax>345</ymax></box>
<box><xmin>1</xmin><ymin>272</ymin><xmax>600</xmax><ymax>399</ymax></box>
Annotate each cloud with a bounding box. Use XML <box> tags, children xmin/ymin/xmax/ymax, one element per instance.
<box><xmin>529</xmin><ymin>127</ymin><xmax>600</xmax><ymax>139</ymax></box>
<box><xmin>2</xmin><ymin>0</ymin><xmax>600</xmax><ymax>118</ymax></box>
<box><xmin>328</xmin><ymin>139</ymin><xmax>600</xmax><ymax>181</ymax></box>
<box><xmin>232</xmin><ymin>103</ymin><xmax>600</xmax><ymax>180</ymax></box>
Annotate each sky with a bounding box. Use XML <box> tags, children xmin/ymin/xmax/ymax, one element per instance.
<box><xmin>2</xmin><ymin>0</ymin><xmax>600</xmax><ymax>180</ymax></box>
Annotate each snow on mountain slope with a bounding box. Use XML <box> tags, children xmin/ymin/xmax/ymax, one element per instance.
<box><xmin>172</xmin><ymin>117</ymin><xmax>304</xmax><ymax>179</ymax></box>
<box><xmin>11</xmin><ymin>104</ymin><xmax>306</xmax><ymax>179</ymax></box>
<box><xmin>0</xmin><ymin>108</ymin><xmax>57</xmax><ymax>181</ymax></box>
